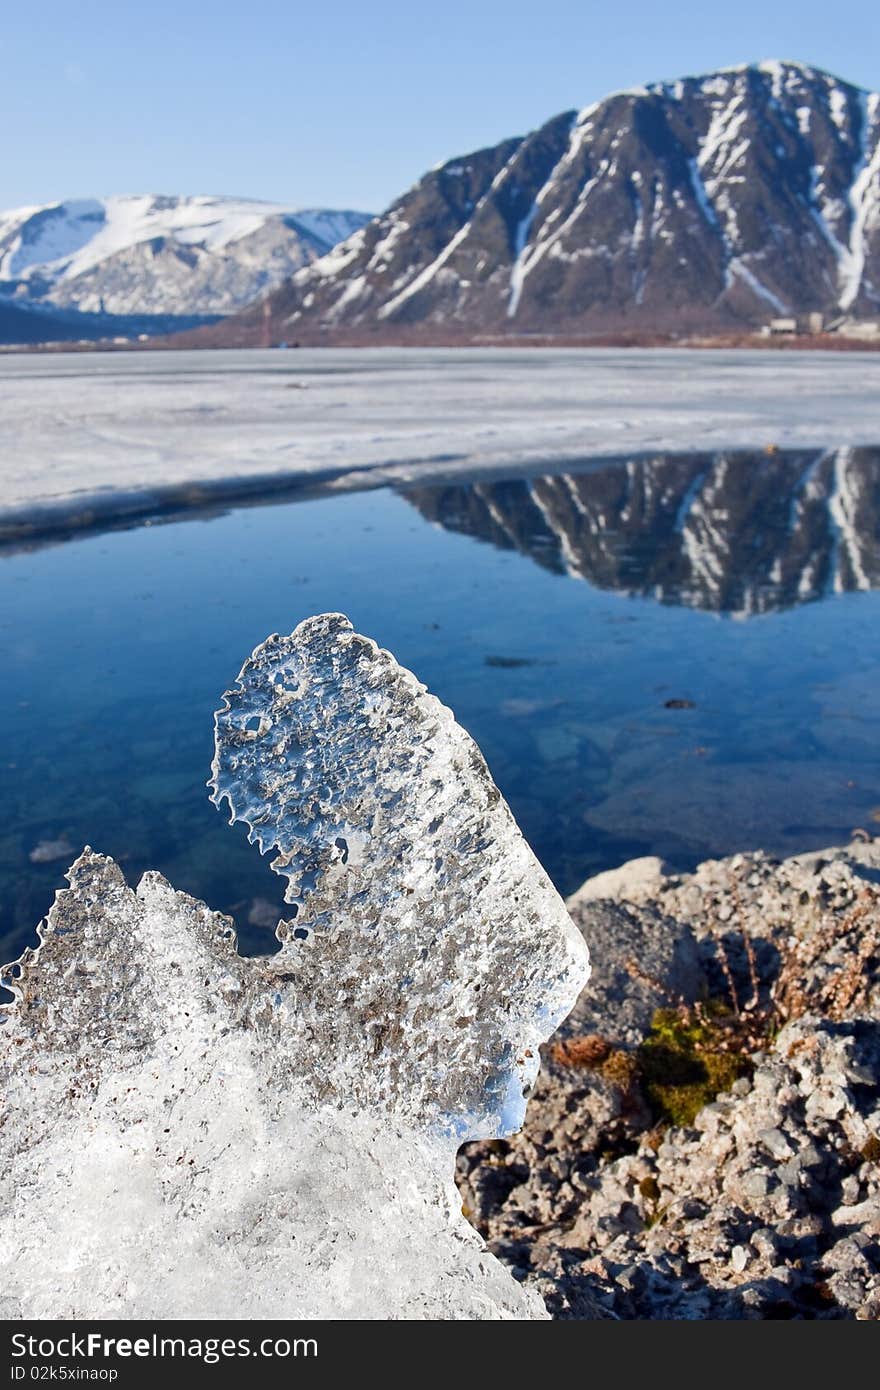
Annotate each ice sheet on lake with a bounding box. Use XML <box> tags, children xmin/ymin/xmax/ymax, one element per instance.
<box><xmin>2</xmin><ymin>348</ymin><xmax>880</xmax><ymax>541</ymax></box>
<box><xmin>0</xmin><ymin>615</ymin><xmax>589</xmax><ymax>1319</ymax></box>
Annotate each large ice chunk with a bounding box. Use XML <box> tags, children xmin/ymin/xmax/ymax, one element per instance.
<box><xmin>210</xmin><ymin>613</ymin><xmax>589</xmax><ymax>1137</ymax></box>
<box><xmin>1</xmin><ymin>615</ymin><xmax>589</xmax><ymax>1319</ymax></box>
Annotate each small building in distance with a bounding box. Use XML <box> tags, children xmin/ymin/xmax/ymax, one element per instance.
<box><xmin>758</xmin><ymin>312</ymin><xmax>880</xmax><ymax>339</ymax></box>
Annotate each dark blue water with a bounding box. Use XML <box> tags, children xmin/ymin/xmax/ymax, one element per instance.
<box><xmin>3</xmin><ymin>446</ymin><xmax>880</xmax><ymax>963</ymax></box>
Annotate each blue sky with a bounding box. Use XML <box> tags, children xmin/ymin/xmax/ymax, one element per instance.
<box><xmin>3</xmin><ymin>1</ymin><xmax>877</xmax><ymax>214</ymax></box>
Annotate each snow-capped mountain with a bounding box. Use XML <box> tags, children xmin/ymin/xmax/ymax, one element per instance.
<box><xmin>405</xmin><ymin>447</ymin><xmax>880</xmax><ymax>616</ymax></box>
<box><xmin>0</xmin><ymin>195</ymin><xmax>370</xmax><ymax>322</ymax></box>
<box><xmin>224</xmin><ymin>61</ymin><xmax>880</xmax><ymax>342</ymax></box>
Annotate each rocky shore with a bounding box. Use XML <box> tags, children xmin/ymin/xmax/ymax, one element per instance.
<box><xmin>457</xmin><ymin>838</ymin><xmax>880</xmax><ymax>1319</ymax></box>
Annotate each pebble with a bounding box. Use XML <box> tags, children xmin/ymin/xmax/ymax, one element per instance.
<box><xmin>759</xmin><ymin>1126</ymin><xmax>794</xmax><ymax>1160</ymax></box>
<box><xmin>28</xmin><ymin>837</ymin><xmax>75</xmax><ymax>864</ymax></box>
<box><xmin>741</xmin><ymin>1171</ymin><xmax>771</xmax><ymax>1199</ymax></box>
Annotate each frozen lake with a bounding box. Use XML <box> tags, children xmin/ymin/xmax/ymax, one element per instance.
<box><xmin>1</xmin><ymin>346</ymin><xmax>879</xmax><ymax>541</ymax></box>
<box><xmin>3</xmin><ymin>442</ymin><xmax>880</xmax><ymax>965</ymax></box>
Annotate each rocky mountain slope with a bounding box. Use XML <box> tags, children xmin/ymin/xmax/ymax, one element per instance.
<box><xmin>405</xmin><ymin>445</ymin><xmax>880</xmax><ymax>615</ymax></box>
<box><xmin>0</xmin><ymin>195</ymin><xmax>370</xmax><ymax>332</ymax></box>
<box><xmin>221</xmin><ymin>60</ymin><xmax>880</xmax><ymax>343</ymax></box>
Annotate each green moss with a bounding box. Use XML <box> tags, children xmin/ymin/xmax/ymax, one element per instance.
<box><xmin>637</xmin><ymin>1006</ymin><xmax>751</xmax><ymax>1128</ymax></box>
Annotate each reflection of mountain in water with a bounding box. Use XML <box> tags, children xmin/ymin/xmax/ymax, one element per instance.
<box><xmin>404</xmin><ymin>448</ymin><xmax>880</xmax><ymax>615</ymax></box>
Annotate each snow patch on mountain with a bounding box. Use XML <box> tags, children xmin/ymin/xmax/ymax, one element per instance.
<box><xmin>0</xmin><ymin>195</ymin><xmax>371</xmax><ymax>319</ymax></box>
<box><xmin>838</xmin><ymin>93</ymin><xmax>880</xmax><ymax>310</ymax></box>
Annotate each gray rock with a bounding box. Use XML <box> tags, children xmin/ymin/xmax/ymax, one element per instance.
<box><xmin>561</xmin><ymin>898</ymin><xmax>705</xmax><ymax>1048</ymax></box>
<box><xmin>759</xmin><ymin>1127</ymin><xmax>795</xmax><ymax>1161</ymax></box>
<box><xmin>741</xmin><ymin>1171</ymin><xmax>772</xmax><ymax>1199</ymax></box>
<box><xmin>568</xmin><ymin>857</ymin><xmax>670</xmax><ymax>908</ymax></box>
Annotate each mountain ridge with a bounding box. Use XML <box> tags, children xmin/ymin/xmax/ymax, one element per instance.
<box><xmin>0</xmin><ymin>195</ymin><xmax>370</xmax><ymax>333</ymax></box>
<box><xmin>205</xmin><ymin>60</ymin><xmax>880</xmax><ymax>345</ymax></box>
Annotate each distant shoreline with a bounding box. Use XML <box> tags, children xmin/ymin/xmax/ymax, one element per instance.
<box><xmin>4</xmin><ymin>330</ymin><xmax>879</xmax><ymax>355</ymax></box>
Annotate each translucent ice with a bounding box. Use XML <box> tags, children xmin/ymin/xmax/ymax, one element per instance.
<box><xmin>1</xmin><ymin>615</ymin><xmax>589</xmax><ymax>1320</ymax></box>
